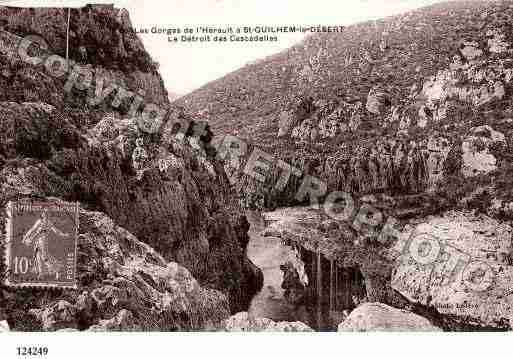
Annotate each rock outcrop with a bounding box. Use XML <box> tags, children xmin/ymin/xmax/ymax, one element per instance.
<box><xmin>1</xmin><ymin>101</ymin><xmax>261</xmax><ymax>315</ymax></box>
<box><xmin>261</xmin><ymin>206</ymin><xmax>513</xmax><ymax>331</ymax></box>
<box><xmin>338</xmin><ymin>302</ymin><xmax>440</xmax><ymax>332</ymax></box>
<box><xmin>224</xmin><ymin>312</ymin><xmax>313</xmax><ymax>332</ymax></box>
<box><xmin>179</xmin><ymin>1</ymin><xmax>513</xmax><ymax>219</ymax></box>
<box><xmin>461</xmin><ymin>125</ymin><xmax>506</xmax><ymax>178</ymax></box>
<box><xmin>181</xmin><ymin>1</ymin><xmax>513</xmax><ymax>331</ymax></box>
<box><xmin>0</xmin><ymin>5</ymin><xmax>168</xmax><ymax>107</ymax></box>
<box><xmin>366</xmin><ymin>86</ymin><xmax>391</xmax><ymax>115</ymax></box>
<box><xmin>392</xmin><ymin>211</ymin><xmax>513</xmax><ymax>330</ymax></box>
<box><xmin>262</xmin><ymin>206</ymin><xmax>406</xmax><ymax>311</ymax></box>
<box><xmin>2</xmin><ymin>200</ymin><xmax>230</xmax><ymax>331</ymax></box>
<box><xmin>0</xmin><ymin>4</ymin><xmax>262</xmax><ymax>331</ymax></box>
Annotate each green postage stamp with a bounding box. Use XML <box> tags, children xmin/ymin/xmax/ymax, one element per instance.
<box><xmin>4</xmin><ymin>201</ymin><xmax>79</xmax><ymax>289</ymax></box>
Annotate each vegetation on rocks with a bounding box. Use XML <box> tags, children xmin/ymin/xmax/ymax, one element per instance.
<box><xmin>0</xmin><ymin>5</ymin><xmax>262</xmax><ymax>331</ymax></box>
<box><xmin>181</xmin><ymin>1</ymin><xmax>513</xmax><ymax>221</ymax></box>
<box><xmin>173</xmin><ymin>1</ymin><xmax>513</xmax><ymax>330</ymax></box>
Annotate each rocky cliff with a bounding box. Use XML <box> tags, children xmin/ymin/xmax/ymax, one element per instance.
<box><xmin>179</xmin><ymin>0</ymin><xmax>513</xmax><ymax>331</ymax></box>
<box><xmin>2</xmin><ymin>199</ymin><xmax>230</xmax><ymax>331</ymax></box>
<box><xmin>0</xmin><ymin>4</ymin><xmax>168</xmax><ymax>108</ymax></box>
<box><xmin>0</xmin><ymin>5</ymin><xmax>262</xmax><ymax>331</ymax></box>
<box><xmin>180</xmin><ymin>1</ymin><xmax>513</xmax><ymax>218</ymax></box>
<box><xmin>262</xmin><ymin>206</ymin><xmax>513</xmax><ymax>331</ymax></box>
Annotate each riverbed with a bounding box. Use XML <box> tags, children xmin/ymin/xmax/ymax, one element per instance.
<box><xmin>246</xmin><ymin>211</ymin><xmax>301</xmax><ymax>323</ymax></box>
<box><xmin>245</xmin><ymin>208</ymin><xmax>360</xmax><ymax>331</ymax></box>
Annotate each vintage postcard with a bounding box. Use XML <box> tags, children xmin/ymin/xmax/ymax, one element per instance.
<box><xmin>0</xmin><ymin>0</ymin><xmax>512</xmax><ymax>358</ymax></box>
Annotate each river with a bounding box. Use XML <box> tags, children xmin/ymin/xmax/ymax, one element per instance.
<box><xmin>246</xmin><ymin>210</ymin><xmax>303</xmax><ymax>323</ymax></box>
<box><xmin>245</xmin><ymin>209</ymin><xmax>361</xmax><ymax>331</ymax></box>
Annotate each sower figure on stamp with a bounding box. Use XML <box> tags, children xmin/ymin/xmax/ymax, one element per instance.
<box><xmin>22</xmin><ymin>209</ymin><xmax>70</xmax><ymax>279</ymax></box>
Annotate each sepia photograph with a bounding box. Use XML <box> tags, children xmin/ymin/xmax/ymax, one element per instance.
<box><xmin>0</xmin><ymin>0</ymin><xmax>512</xmax><ymax>357</ymax></box>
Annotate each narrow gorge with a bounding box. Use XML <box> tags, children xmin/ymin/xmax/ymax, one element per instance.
<box><xmin>2</xmin><ymin>1</ymin><xmax>513</xmax><ymax>333</ymax></box>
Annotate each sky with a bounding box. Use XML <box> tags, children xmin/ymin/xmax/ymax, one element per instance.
<box><xmin>1</xmin><ymin>0</ymin><xmax>444</xmax><ymax>95</ymax></box>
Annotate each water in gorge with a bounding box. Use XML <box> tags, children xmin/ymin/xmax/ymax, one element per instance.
<box><xmin>245</xmin><ymin>210</ymin><xmax>367</xmax><ymax>331</ymax></box>
<box><xmin>246</xmin><ymin>210</ymin><xmax>301</xmax><ymax>323</ymax></box>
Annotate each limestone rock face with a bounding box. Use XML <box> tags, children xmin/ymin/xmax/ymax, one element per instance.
<box><xmin>291</xmin><ymin>118</ymin><xmax>315</xmax><ymax>143</ymax></box>
<box><xmin>0</xmin><ymin>5</ymin><xmax>169</xmax><ymax>106</ymax></box>
<box><xmin>224</xmin><ymin>312</ymin><xmax>313</xmax><ymax>332</ymax></box>
<box><xmin>278</xmin><ymin>110</ymin><xmax>296</xmax><ymax>137</ymax></box>
<box><xmin>366</xmin><ymin>86</ymin><xmax>390</xmax><ymax>115</ymax></box>
<box><xmin>338</xmin><ymin>303</ymin><xmax>440</xmax><ymax>332</ymax></box>
<box><xmin>31</xmin><ymin>300</ymin><xmax>79</xmax><ymax>331</ymax></box>
<box><xmin>392</xmin><ymin>211</ymin><xmax>513</xmax><ymax>330</ymax></box>
<box><xmin>461</xmin><ymin>125</ymin><xmax>506</xmax><ymax>178</ymax></box>
<box><xmin>460</xmin><ymin>41</ymin><xmax>483</xmax><ymax>61</ymax></box>
<box><xmin>262</xmin><ymin>206</ymin><xmax>513</xmax><ymax>330</ymax></box>
<box><xmin>2</xmin><ymin>201</ymin><xmax>230</xmax><ymax>331</ymax></box>
<box><xmin>1</xmin><ymin>100</ymin><xmax>262</xmax><ymax>314</ymax></box>
<box><xmin>0</xmin><ymin>5</ymin><xmax>263</xmax><ymax>330</ymax></box>
<box><xmin>280</xmin><ymin>261</ymin><xmax>307</xmax><ymax>305</ymax></box>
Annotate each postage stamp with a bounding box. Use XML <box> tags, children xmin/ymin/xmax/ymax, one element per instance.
<box><xmin>4</xmin><ymin>201</ymin><xmax>79</xmax><ymax>289</ymax></box>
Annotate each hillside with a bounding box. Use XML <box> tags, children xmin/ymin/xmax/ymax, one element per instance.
<box><xmin>179</xmin><ymin>0</ymin><xmax>498</xmax><ymax>141</ymax></box>
<box><xmin>177</xmin><ymin>0</ymin><xmax>513</xmax><ymax>216</ymax></box>
<box><xmin>174</xmin><ymin>0</ymin><xmax>513</xmax><ymax>331</ymax></box>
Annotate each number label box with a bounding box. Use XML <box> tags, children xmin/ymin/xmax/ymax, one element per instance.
<box><xmin>4</xmin><ymin>201</ymin><xmax>78</xmax><ymax>289</ymax></box>
<box><xmin>17</xmin><ymin>346</ymin><xmax>49</xmax><ymax>356</ymax></box>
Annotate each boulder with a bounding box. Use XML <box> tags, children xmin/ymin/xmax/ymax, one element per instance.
<box><xmin>461</xmin><ymin>125</ymin><xmax>505</xmax><ymax>178</ymax></box>
<box><xmin>224</xmin><ymin>312</ymin><xmax>313</xmax><ymax>332</ymax></box>
<box><xmin>0</xmin><ymin>320</ymin><xmax>10</xmax><ymax>332</ymax></box>
<box><xmin>366</xmin><ymin>86</ymin><xmax>391</xmax><ymax>115</ymax></box>
<box><xmin>338</xmin><ymin>303</ymin><xmax>440</xmax><ymax>331</ymax></box>
<box><xmin>291</xmin><ymin>118</ymin><xmax>314</xmax><ymax>143</ymax></box>
<box><xmin>487</xmin><ymin>29</ymin><xmax>509</xmax><ymax>54</ymax></box>
<box><xmin>392</xmin><ymin>211</ymin><xmax>513</xmax><ymax>330</ymax></box>
<box><xmin>262</xmin><ymin>206</ymin><xmax>401</xmax><ymax>306</ymax></box>
<box><xmin>460</xmin><ymin>41</ymin><xmax>483</xmax><ymax>61</ymax></box>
